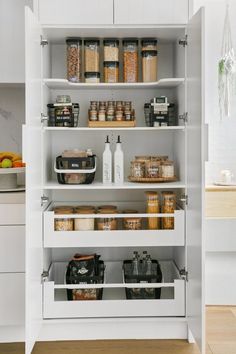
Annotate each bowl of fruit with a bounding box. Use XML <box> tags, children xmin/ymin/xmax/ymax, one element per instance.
<box><xmin>0</xmin><ymin>152</ymin><xmax>25</xmax><ymax>190</ymax></box>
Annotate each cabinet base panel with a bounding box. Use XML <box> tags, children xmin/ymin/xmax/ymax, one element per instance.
<box><xmin>39</xmin><ymin>318</ymin><xmax>187</xmax><ymax>341</ymax></box>
<box><xmin>0</xmin><ymin>325</ymin><xmax>25</xmax><ymax>343</ymax></box>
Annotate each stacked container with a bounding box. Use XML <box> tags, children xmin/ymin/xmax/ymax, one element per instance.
<box><xmin>103</xmin><ymin>39</ymin><xmax>119</xmax><ymax>83</ymax></box>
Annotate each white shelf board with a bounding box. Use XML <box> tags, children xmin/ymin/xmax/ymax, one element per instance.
<box><xmin>43</xmin><ymin>126</ymin><xmax>185</xmax><ymax>132</ymax></box>
<box><xmin>43</xmin><ymin>181</ymin><xmax>186</xmax><ymax>190</ymax></box>
<box><xmin>0</xmin><ymin>167</ymin><xmax>25</xmax><ymax>174</ymax></box>
<box><xmin>43</xmin><ymin>78</ymin><xmax>185</xmax><ymax>90</ymax></box>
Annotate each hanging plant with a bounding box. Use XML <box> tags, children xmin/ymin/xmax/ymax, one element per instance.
<box><xmin>218</xmin><ymin>4</ymin><xmax>236</xmax><ymax>119</ymax></box>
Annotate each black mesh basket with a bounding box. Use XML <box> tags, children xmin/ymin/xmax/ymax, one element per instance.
<box><xmin>66</xmin><ymin>260</ymin><xmax>105</xmax><ymax>301</ymax></box>
<box><xmin>123</xmin><ymin>260</ymin><xmax>162</xmax><ymax>299</ymax></box>
<box><xmin>55</xmin><ymin>155</ymin><xmax>96</xmax><ymax>184</ymax></box>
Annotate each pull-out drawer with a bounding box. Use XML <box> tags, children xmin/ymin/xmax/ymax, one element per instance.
<box><xmin>0</xmin><ymin>273</ymin><xmax>25</xmax><ymax>326</ymax></box>
<box><xmin>43</xmin><ymin>261</ymin><xmax>185</xmax><ymax>319</ymax></box>
<box><xmin>0</xmin><ymin>226</ymin><xmax>25</xmax><ymax>272</ymax></box>
<box><xmin>0</xmin><ymin>204</ymin><xmax>25</xmax><ymax>225</ymax></box>
<box><xmin>44</xmin><ymin>208</ymin><xmax>185</xmax><ymax>248</ymax></box>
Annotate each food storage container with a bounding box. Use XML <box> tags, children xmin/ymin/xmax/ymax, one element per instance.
<box><xmin>123</xmin><ymin>39</ymin><xmax>138</xmax><ymax>83</ymax></box>
<box><xmin>47</xmin><ymin>95</ymin><xmax>79</xmax><ymax>127</ymax></box>
<box><xmin>104</xmin><ymin>61</ymin><xmax>119</xmax><ymax>83</ymax></box>
<box><xmin>54</xmin><ymin>206</ymin><xmax>74</xmax><ymax>231</ymax></box>
<box><xmin>103</xmin><ymin>39</ymin><xmax>119</xmax><ymax>62</ymax></box>
<box><xmin>84</xmin><ymin>39</ymin><xmax>100</xmax><ymax>73</ymax></box>
<box><xmin>74</xmin><ymin>206</ymin><xmax>95</xmax><ymax>231</ymax></box>
<box><xmin>130</xmin><ymin>161</ymin><xmax>145</xmax><ymax>178</ymax></box>
<box><xmin>161</xmin><ymin>160</ymin><xmax>174</xmax><ymax>178</ymax></box>
<box><xmin>97</xmin><ymin>207</ymin><xmax>118</xmax><ymax>231</ymax></box>
<box><xmin>141</xmin><ymin>38</ymin><xmax>158</xmax><ymax>51</ymax></box>
<box><xmin>145</xmin><ymin>159</ymin><xmax>161</xmax><ymax>178</ymax></box>
<box><xmin>85</xmin><ymin>72</ymin><xmax>100</xmax><ymax>83</ymax></box>
<box><xmin>66</xmin><ymin>38</ymin><xmax>82</xmax><ymax>82</ymax></box>
<box><xmin>124</xmin><ymin>217</ymin><xmax>142</xmax><ymax>230</ymax></box>
<box><xmin>146</xmin><ymin>191</ymin><xmax>160</xmax><ymax>230</ymax></box>
<box><xmin>142</xmin><ymin>50</ymin><xmax>158</xmax><ymax>82</ymax></box>
<box><xmin>161</xmin><ymin>191</ymin><xmax>176</xmax><ymax>229</ymax></box>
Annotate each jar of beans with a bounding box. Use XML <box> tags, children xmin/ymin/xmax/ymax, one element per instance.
<box><xmin>54</xmin><ymin>206</ymin><xmax>74</xmax><ymax>231</ymax></box>
<box><xmin>104</xmin><ymin>39</ymin><xmax>119</xmax><ymax>62</ymax></box>
<box><xmin>104</xmin><ymin>61</ymin><xmax>119</xmax><ymax>83</ymax></box>
<box><xmin>84</xmin><ymin>39</ymin><xmax>100</xmax><ymax>73</ymax></box>
<box><xmin>66</xmin><ymin>38</ymin><xmax>82</xmax><ymax>82</ymax></box>
<box><xmin>161</xmin><ymin>192</ymin><xmax>176</xmax><ymax>229</ymax></box>
<box><xmin>123</xmin><ymin>39</ymin><xmax>139</xmax><ymax>83</ymax></box>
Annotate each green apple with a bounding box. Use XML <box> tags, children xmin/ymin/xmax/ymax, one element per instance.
<box><xmin>1</xmin><ymin>158</ymin><xmax>12</xmax><ymax>168</ymax></box>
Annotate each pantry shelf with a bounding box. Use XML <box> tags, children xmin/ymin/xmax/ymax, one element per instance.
<box><xmin>43</xmin><ymin>126</ymin><xmax>185</xmax><ymax>132</ymax></box>
<box><xmin>43</xmin><ymin>181</ymin><xmax>186</xmax><ymax>190</ymax></box>
<box><xmin>43</xmin><ymin>78</ymin><xmax>185</xmax><ymax>90</ymax></box>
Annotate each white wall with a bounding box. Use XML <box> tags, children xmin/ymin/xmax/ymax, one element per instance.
<box><xmin>194</xmin><ymin>0</ymin><xmax>236</xmax><ymax>184</ymax></box>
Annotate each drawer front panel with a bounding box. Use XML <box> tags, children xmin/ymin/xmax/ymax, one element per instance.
<box><xmin>0</xmin><ymin>204</ymin><xmax>25</xmax><ymax>225</ymax></box>
<box><xmin>0</xmin><ymin>226</ymin><xmax>25</xmax><ymax>272</ymax></box>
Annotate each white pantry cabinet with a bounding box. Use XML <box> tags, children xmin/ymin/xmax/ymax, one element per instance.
<box><xmin>0</xmin><ymin>0</ymin><xmax>32</xmax><ymax>83</ymax></box>
<box><xmin>24</xmin><ymin>6</ymin><xmax>205</xmax><ymax>354</ymax></box>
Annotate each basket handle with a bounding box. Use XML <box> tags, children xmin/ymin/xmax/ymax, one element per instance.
<box><xmin>54</xmin><ymin>158</ymin><xmax>96</xmax><ymax>174</ymax></box>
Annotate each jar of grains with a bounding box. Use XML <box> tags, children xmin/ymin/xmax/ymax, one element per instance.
<box><xmin>97</xmin><ymin>207</ymin><xmax>118</xmax><ymax>231</ymax></box>
<box><xmin>103</xmin><ymin>39</ymin><xmax>119</xmax><ymax>61</ymax></box>
<box><xmin>145</xmin><ymin>159</ymin><xmax>161</xmax><ymax>178</ymax></box>
<box><xmin>142</xmin><ymin>50</ymin><xmax>158</xmax><ymax>82</ymax></box>
<box><xmin>74</xmin><ymin>206</ymin><xmax>95</xmax><ymax>231</ymax></box>
<box><xmin>54</xmin><ymin>206</ymin><xmax>74</xmax><ymax>231</ymax></box>
<box><xmin>145</xmin><ymin>191</ymin><xmax>160</xmax><ymax>230</ymax></box>
<box><xmin>124</xmin><ymin>217</ymin><xmax>142</xmax><ymax>230</ymax></box>
<box><xmin>84</xmin><ymin>39</ymin><xmax>100</xmax><ymax>73</ymax></box>
<box><xmin>141</xmin><ymin>38</ymin><xmax>158</xmax><ymax>51</ymax></box>
<box><xmin>130</xmin><ymin>160</ymin><xmax>146</xmax><ymax>178</ymax></box>
<box><xmin>161</xmin><ymin>160</ymin><xmax>175</xmax><ymax>178</ymax></box>
<box><xmin>66</xmin><ymin>38</ymin><xmax>82</xmax><ymax>82</ymax></box>
<box><xmin>161</xmin><ymin>192</ymin><xmax>176</xmax><ymax>229</ymax></box>
<box><xmin>123</xmin><ymin>39</ymin><xmax>139</xmax><ymax>83</ymax></box>
<box><xmin>104</xmin><ymin>61</ymin><xmax>119</xmax><ymax>83</ymax></box>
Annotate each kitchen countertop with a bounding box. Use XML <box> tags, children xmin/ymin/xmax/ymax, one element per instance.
<box><xmin>206</xmin><ymin>185</ymin><xmax>236</xmax><ymax>192</ymax></box>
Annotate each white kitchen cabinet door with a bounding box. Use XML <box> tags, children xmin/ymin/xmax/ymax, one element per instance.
<box><xmin>0</xmin><ymin>273</ymin><xmax>25</xmax><ymax>326</ymax></box>
<box><xmin>186</xmin><ymin>8</ymin><xmax>204</xmax><ymax>352</ymax></box>
<box><xmin>114</xmin><ymin>0</ymin><xmax>189</xmax><ymax>25</ymax></box>
<box><xmin>0</xmin><ymin>0</ymin><xmax>32</xmax><ymax>83</ymax></box>
<box><xmin>0</xmin><ymin>226</ymin><xmax>25</xmax><ymax>272</ymax></box>
<box><xmin>25</xmin><ymin>7</ymin><xmax>44</xmax><ymax>354</ymax></box>
<box><xmin>38</xmin><ymin>0</ymin><xmax>113</xmax><ymax>25</ymax></box>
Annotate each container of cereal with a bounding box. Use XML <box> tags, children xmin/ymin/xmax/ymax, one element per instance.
<box><xmin>84</xmin><ymin>39</ymin><xmax>100</xmax><ymax>73</ymax></box>
<box><xmin>104</xmin><ymin>39</ymin><xmax>119</xmax><ymax>62</ymax></box>
<box><xmin>123</xmin><ymin>39</ymin><xmax>138</xmax><ymax>83</ymax></box>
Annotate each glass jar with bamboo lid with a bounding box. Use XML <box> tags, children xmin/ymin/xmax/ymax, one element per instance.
<box><xmin>74</xmin><ymin>206</ymin><xmax>96</xmax><ymax>231</ymax></box>
<box><xmin>145</xmin><ymin>191</ymin><xmax>160</xmax><ymax>229</ymax></box>
<box><xmin>54</xmin><ymin>206</ymin><xmax>74</xmax><ymax>231</ymax></box>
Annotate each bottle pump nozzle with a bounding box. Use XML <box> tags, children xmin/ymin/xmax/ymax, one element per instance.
<box><xmin>106</xmin><ymin>135</ymin><xmax>110</xmax><ymax>143</ymax></box>
<box><xmin>117</xmin><ymin>135</ymin><xmax>121</xmax><ymax>143</ymax></box>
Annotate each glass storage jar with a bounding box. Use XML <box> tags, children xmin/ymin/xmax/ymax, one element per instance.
<box><xmin>141</xmin><ymin>38</ymin><xmax>158</xmax><ymax>51</ymax></box>
<box><xmin>54</xmin><ymin>206</ymin><xmax>74</xmax><ymax>231</ymax></box>
<box><xmin>145</xmin><ymin>191</ymin><xmax>160</xmax><ymax>230</ymax></box>
<box><xmin>161</xmin><ymin>192</ymin><xmax>176</xmax><ymax>229</ymax></box>
<box><xmin>104</xmin><ymin>39</ymin><xmax>119</xmax><ymax>62</ymax></box>
<box><xmin>124</xmin><ymin>217</ymin><xmax>142</xmax><ymax>230</ymax></box>
<box><xmin>104</xmin><ymin>61</ymin><xmax>119</xmax><ymax>83</ymax></box>
<box><xmin>161</xmin><ymin>160</ymin><xmax>175</xmax><ymax>178</ymax></box>
<box><xmin>74</xmin><ymin>206</ymin><xmax>95</xmax><ymax>231</ymax></box>
<box><xmin>85</xmin><ymin>72</ymin><xmax>100</xmax><ymax>83</ymax></box>
<box><xmin>130</xmin><ymin>160</ymin><xmax>145</xmax><ymax>178</ymax></box>
<box><xmin>97</xmin><ymin>206</ymin><xmax>117</xmax><ymax>231</ymax></box>
<box><xmin>142</xmin><ymin>50</ymin><xmax>158</xmax><ymax>82</ymax></box>
<box><xmin>145</xmin><ymin>159</ymin><xmax>161</xmax><ymax>178</ymax></box>
<box><xmin>66</xmin><ymin>38</ymin><xmax>82</xmax><ymax>82</ymax></box>
<box><xmin>123</xmin><ymin>39</ymin><xmax>138</xmax><ymax>83</ymax></box>
<box><xmin>84</xmin><ymin>39</ymin><xmax>100</xmax><ymax>73</ymax></box>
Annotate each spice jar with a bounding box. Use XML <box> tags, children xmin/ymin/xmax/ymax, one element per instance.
<box><xmin>146</xmin><ymin>191</ymin><xmax>160</xmax><ymax>230</ymax></box>
<box><xmin>85</xmin><ymin>72</ymin><xmax>100</xmax><ymax>83</ymax></box>
<box><xmin>97</xmin><ymin>208</ymin><xmax>117</xmax><ymax>231</ymax></box>
<box><xmin>142</xmin><ymin>50</ymin><xmax>158</xmax><ymax>82</ymax></box>
<box><xmin>123</xmin><ymin>39</ymin><xmax>138</xmax><ymax>83</ymax></box>
<box><xmin>74</xmin><ymin>206</ymin><xmax>95</xmax><ymax>231</ymax></box>
<box><xmin>145</xmin><ymin>159</ymin><xmax>161</xmax><ymax>178</ymax></box>
<box><xmin>104</xmin><ymin>39</ymin><xmax>119</xmax><ymax>62</ymax></box>
<box><xmin>54</xmin><ymin>206</ymin><xmax>74</xmax><ymax>231</ymax></box>
<box><xmin>84</xmin><ymin>39</ymin><xmax>100</xmax><ymax>73</ymax></box>
<box><xmin>161</xmin><ymin>192</ymin><xmax>176</xmax><ymax>229</ymax></box>
<box><xmin>115</xmin><ymin>110</ymin><xmax>124</xmax><ymax>121</ymax></box>
<box><xmin>141</xmin><ymin>38</ymin><xmax>158</xmax><ymax>51</ymax></box>
<box><xmin>89</xmin><ymin>109</ymin><xmax>98</xmax><ymax>121</ymax></box>
<box><xmin>104</xmin><ymin>62</ymin><xmax>119</xmax><ymax>83</ymax></box>
<box><xmin>161</xmin><ymin>160</ymin><xmax>175</xmax><ymax>178</ymax></box>
<box><xmin>130</xmin><ymin>160</ymin><xmax>145</xmax><ymax>178</ymax></box>
<box><xmin>66</xmin><ymin>38</ymin><xmax>82</xmax><ymax>82</ymax></box>
<box><xmin>98</xmin><ymin>109</ymin><xmax>106</xmax><ymax>121</ymax></box>
<box><xmin>124</xmin><ymin>217</ymin><xmax>142</xmax><ymax>230</ymax></box>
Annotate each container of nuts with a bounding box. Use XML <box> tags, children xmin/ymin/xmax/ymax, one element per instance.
<box><xmin>66</xmin><ymin>38</ymin><xmax>82</xmax><ymax>83</ymax></box>
<box><xmin>123</xmin><ymin>38</ymin><xmax>139</xmax><ymax>83</ymax></box>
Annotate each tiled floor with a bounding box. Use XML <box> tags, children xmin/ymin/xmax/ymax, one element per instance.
<box><xmin>1</xmin><ymin>307</ymin><xmax>236</xmax><ymax>354</ymax></box>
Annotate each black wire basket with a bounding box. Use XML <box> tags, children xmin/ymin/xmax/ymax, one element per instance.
<box><xmin>55</xmin><ymin>155</ymin><xmax>96</xmax><ymax>184</ymax></box>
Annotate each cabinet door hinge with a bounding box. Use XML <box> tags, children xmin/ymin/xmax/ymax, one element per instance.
<box><xmin>41</xmin><ymin>113</ymin><xmax>49</xmax><ymax>123</ymax></box>
<box><xmin>41</xmin><ymin>270</ymin><xmax>49</xmax><ymax>283</ymax></box>
<box><xmin>179</xmin><ymin>35</ymin><xmax>188</xmax><ymax>47</ymax></box>
<box><xmin>180</xmin><ymin>268</ymin><xmax>188</xmax><ymax>282</ymax></box>
<box><xmin>40</xmin><ymin>36</ymin><xmax>48</xmax><ymax>47</ymax></box>
<box><xmin>179</xmin><ymin>112</ymin><xmax>188</xmax><ymax>124</ymax></box>
<box><xmin>180</xmin><ymin>194</ymin><xmax>188</xmax><ymax>206</ymax></box>
<box><xmin>41</xmin><ymin>195</ymin><xmax>49</xmax><ymax>206</ymax></box>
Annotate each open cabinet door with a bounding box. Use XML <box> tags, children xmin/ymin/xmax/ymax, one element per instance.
<box><xmin>24</xmin><ymin>7</ymin><xmax>43</xmax><ymax>354</ymax></box>
<box><xmin>186</xmin><ymin>8</ymin><xmax>205</xmax><ymax>352</ymax></box>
